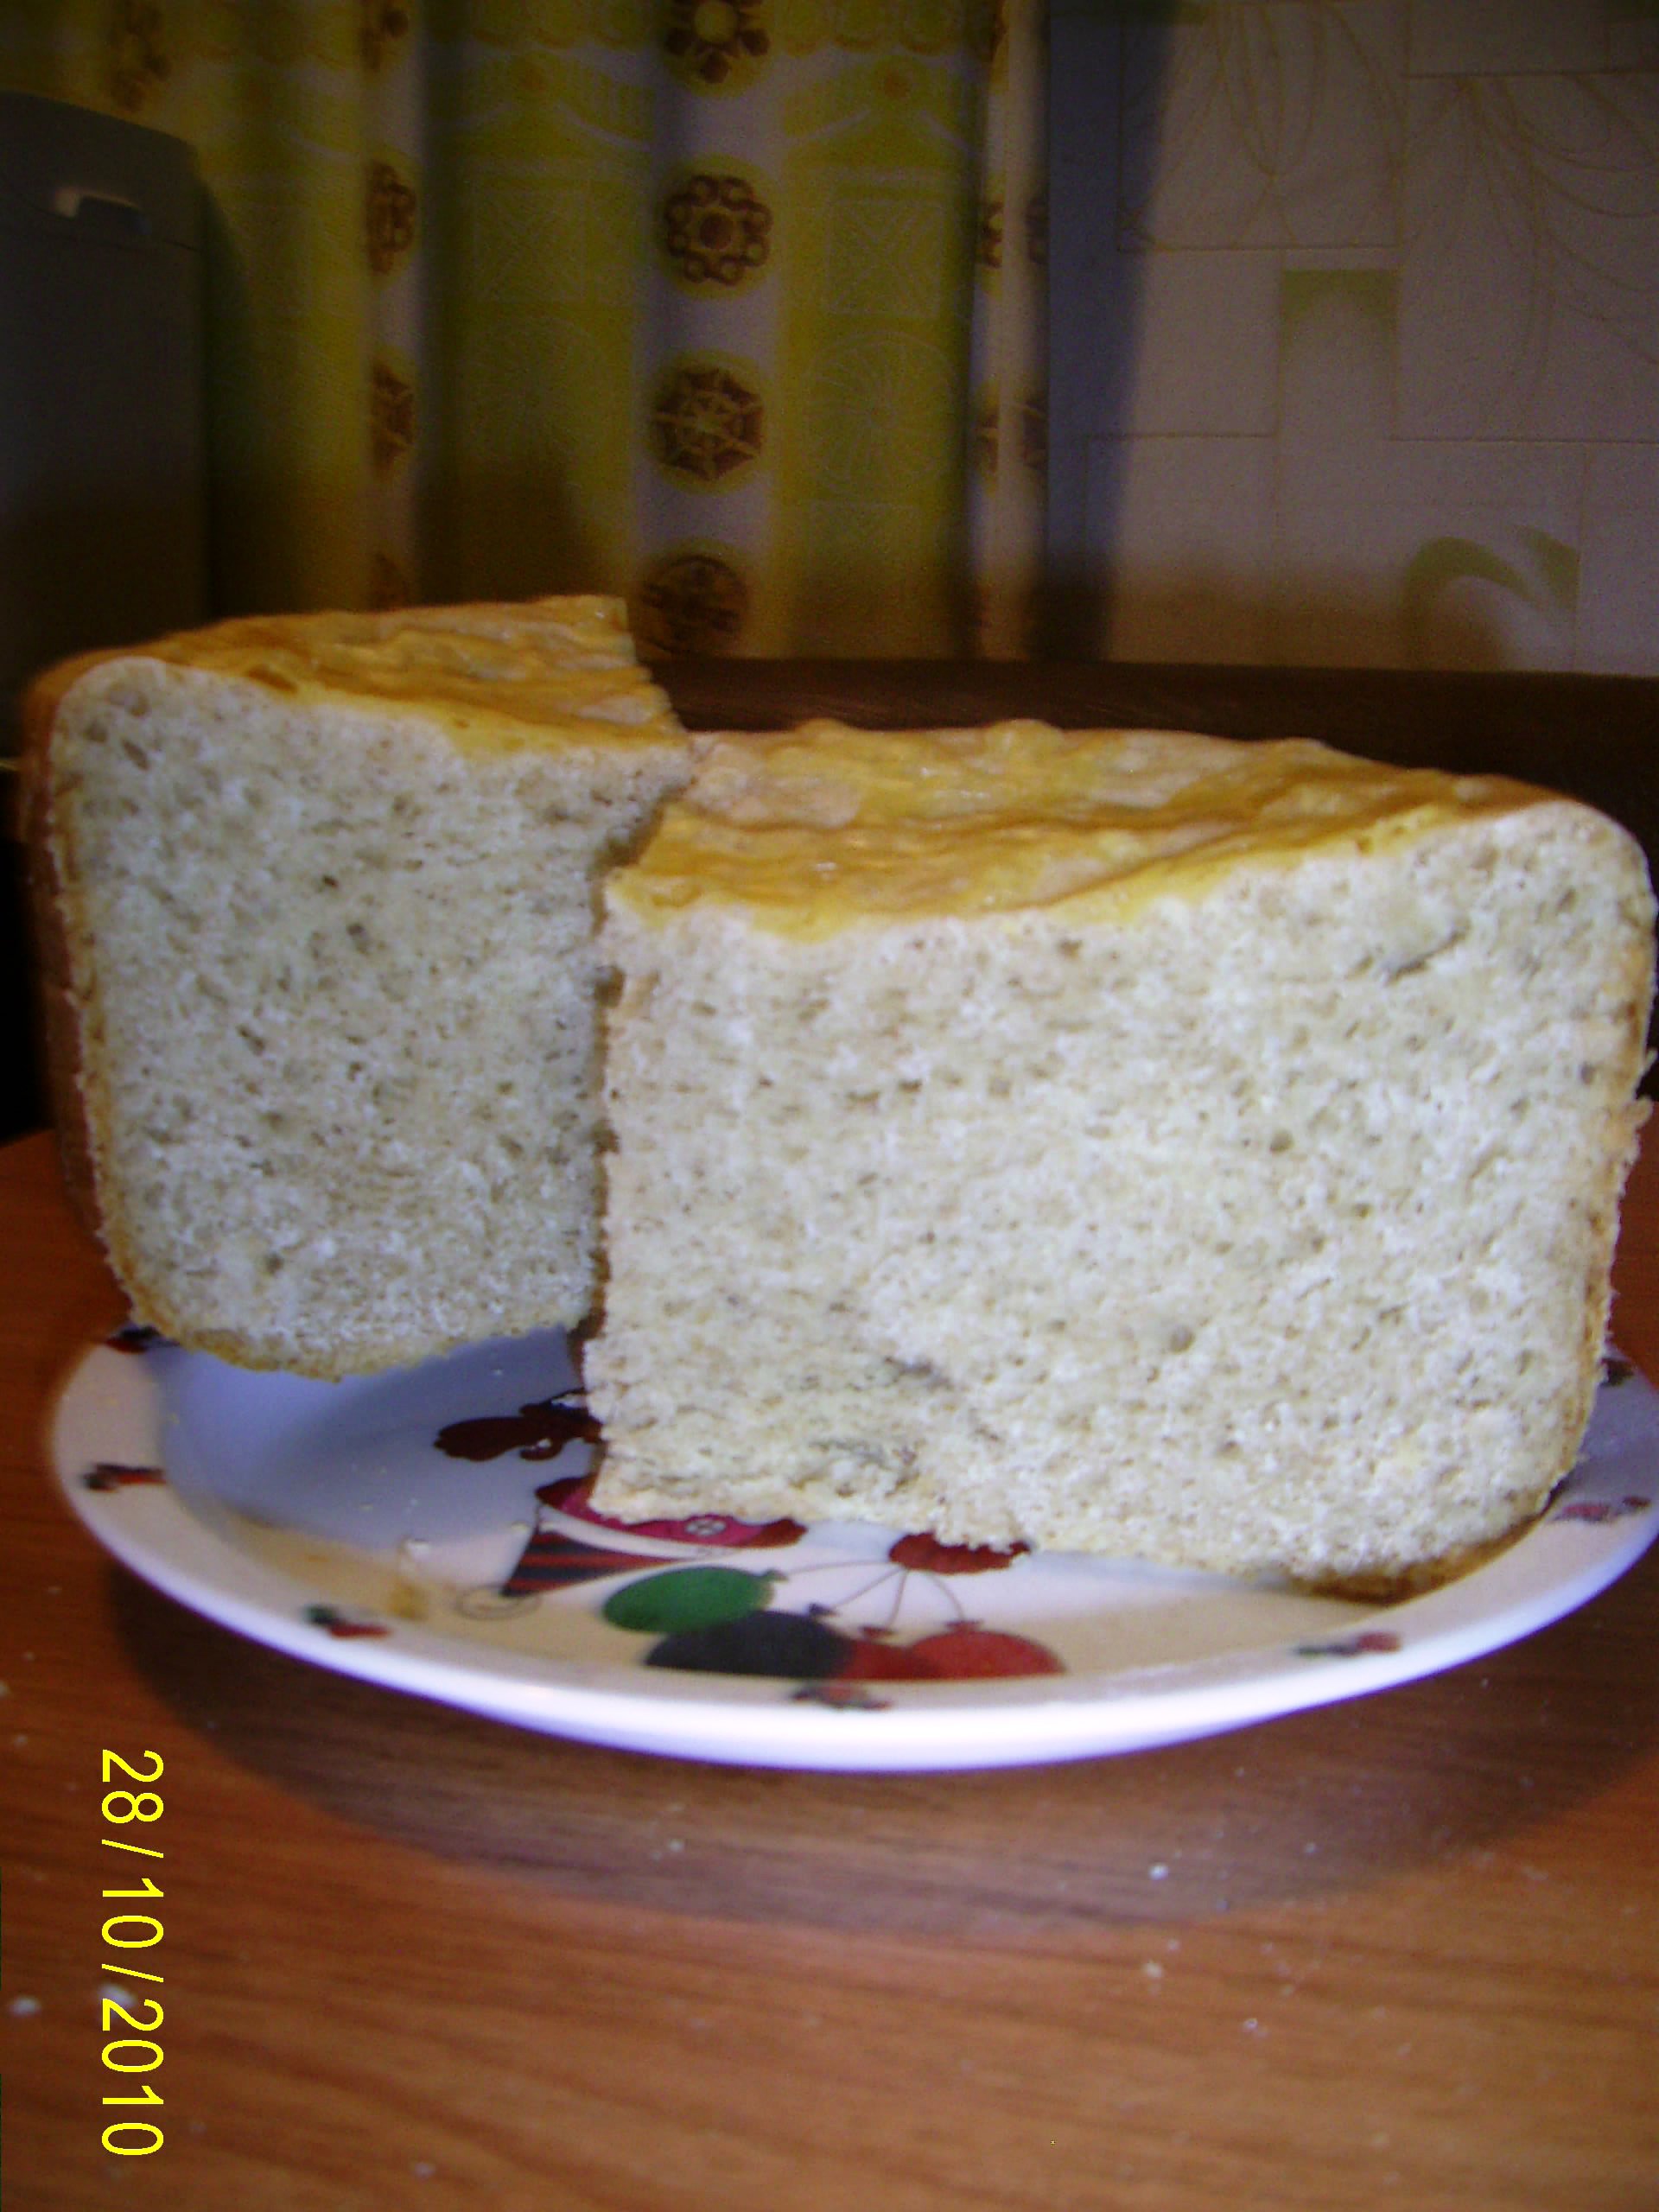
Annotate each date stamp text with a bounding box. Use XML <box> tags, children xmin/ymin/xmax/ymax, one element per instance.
<box><xmin>99</xmin><ymin>1751</ymin><xmax>165</xmax><ymax>2157</ymax></box>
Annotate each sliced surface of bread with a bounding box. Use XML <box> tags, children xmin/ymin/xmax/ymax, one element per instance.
<box><xmin>587</xmin><ymin>721</ymin><xmax>1656</xmax><ymax>1584</ymax></box>
<box><xmin>25</xmin><ymin>596</ymin><xmax>691</xmax><ymax>1379</ymax></box>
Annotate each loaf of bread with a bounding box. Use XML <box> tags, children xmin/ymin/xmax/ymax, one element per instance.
<box><xmin>587</xmin><ymin>721</ymin><xmax>1656</xmax><ymax>1586</ymax></box>
<box><xmin>23</xmin><ymin>596</ymin><xmax>690</xmax><ymax>1379</ymax></box>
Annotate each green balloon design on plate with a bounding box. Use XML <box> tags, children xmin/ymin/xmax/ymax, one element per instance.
<box><xmin>602</xmin><ymin>1565</ymin><xmax>778</xmax><ymax>1634</ymax></box>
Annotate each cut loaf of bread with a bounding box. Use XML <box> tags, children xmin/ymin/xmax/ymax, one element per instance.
<box><xmin>587</xmin><ymin>721</ymin><xmax>1656</xmax><ymax>1586</ymax></box>
<box><xmin>24</xmin><ymin>596</ymin><xmax>690</xmax><ymax>1379</ymax></box>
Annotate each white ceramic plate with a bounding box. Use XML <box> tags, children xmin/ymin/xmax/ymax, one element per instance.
<box><xmin>50</xmin><ymin>1327</ymin><xmax>1659</xmax><ymax>1771</ymax></box>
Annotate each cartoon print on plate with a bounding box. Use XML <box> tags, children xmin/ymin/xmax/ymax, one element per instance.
<box><xmin>458</xmin><ymin>1452</ymin><xmax>1067</xmax><ymax>1682</ymax></box>
<box><xmin>81</xmin><ymin>1463</ymin><xmax>166</xmax><ymax>1492</ymax></box>
<box><xmin>1293</xmin><ymin>1630</ymin><xmax>1402</xmax><ymax>1660</ymax></box>
<box><xmin>50</xmin><ymin>1329</ymin><xmax>1659</xmax><ymax>1770</ymax></box>
<box><xmin>106</xmin><ymin>1325</ymin><xmax>170</xmax><ymax>1356</ymax></box>
<box><xmin>435</xmin><ymin>1395</ymin><xmax>600</xmax><ymax>1464</ymax></box>
<box><xmin>305</xmin><ymin>1604</ymin><xmax>391</xmax><ymax>1641</ymax></box>
<box><xmin>1553</xmin><ymin>1495</ymin><xmax>1651</xmax><ymax>1525</ymax></box>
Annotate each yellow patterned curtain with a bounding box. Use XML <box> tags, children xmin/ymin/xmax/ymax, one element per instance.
<box><xmin>1</xmin><ymin>0</ymin><xmax>1046</xmax><ymax>656</ymax></box>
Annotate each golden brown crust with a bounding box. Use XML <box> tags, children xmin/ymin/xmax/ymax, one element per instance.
<box><xmin>1293</xmin><ymin>1516</ymin><xmax>1543</xmax><ymax>1605</ymax></box>
<box><xmin>613</xmin><ymin>722</ymin><xmax>1567</xmax><ymax>938</ymax></box>
<box><xmin>18</xmin><ymin>653</ymin><xmax>111</xmax><ymax>1243</ymax></box>
<box><xmin>72</xmin><ymin>599</ymin><xmax>678</xmax><ymax>756</ymax></box>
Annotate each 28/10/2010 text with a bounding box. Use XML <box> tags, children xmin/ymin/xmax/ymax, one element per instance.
<box><xmin>99</xmin><ymin>1749</ymin><xmax>166</xmax><ymax>2158</ymax></box>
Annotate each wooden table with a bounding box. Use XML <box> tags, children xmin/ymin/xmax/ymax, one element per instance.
<box><xmin>6</xmin><ymin>666</ymin><xmax>1659</xmax><ymax>2211</ymax></box>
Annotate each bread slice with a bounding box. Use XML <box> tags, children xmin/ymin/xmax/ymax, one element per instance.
<box><xmin>586</xmin><ymin>721</ymin><xmax>1656</xmax><ymax>1586</ymax></box>
<box><xmin>23</xmin><ymin>596</ymin><xmax>690</xmax><ymax>1378</ymax></box>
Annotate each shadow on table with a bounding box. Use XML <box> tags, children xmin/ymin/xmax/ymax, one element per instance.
<box><xmin>106</xmin><ymin>1538</ymin><xmax>1659</xmax><ymax>1948</ymax></box>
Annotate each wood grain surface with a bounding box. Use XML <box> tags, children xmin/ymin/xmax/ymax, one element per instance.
<box><xmin>5</xmin><ymin>661</ymin><xmax>1659</xmax><ymax>2211</ymax></box>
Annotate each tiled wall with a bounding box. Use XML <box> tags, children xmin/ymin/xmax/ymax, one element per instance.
<box><xmin>1051</xmin><ymin>1</ymin><xmax>1659</xmax><ymax>671</ymax></box>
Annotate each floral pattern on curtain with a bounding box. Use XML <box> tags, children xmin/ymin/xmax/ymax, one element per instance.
<box><xmin>1</xmin><ymin>0</ymin><xmax>1046</xmax><ymax>655</ymax></box>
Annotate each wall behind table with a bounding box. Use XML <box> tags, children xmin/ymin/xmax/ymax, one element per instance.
<box><xmin>1050</xmin><ymin>1</ymin><xmax>1659</xmax><ymax>675</ymax></box>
